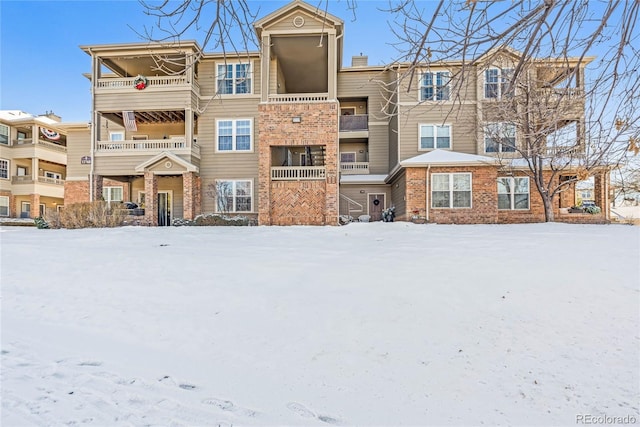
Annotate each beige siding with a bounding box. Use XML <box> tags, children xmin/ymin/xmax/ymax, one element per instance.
<box><xmin>199</xmin><ymin>58</ymin><xmax>261</xmax><ymax>97</ymax></box>
<box><xmin>265</xmin><ymin>10</ymin><xmax>333</xmax><ymax>33</ymax></box>
<box><xmin>398</xmin><ymin>65</ymin><xmax>478</xmax><ymax>104</ymax></box>
<box><xmin>337</xmin><ymin>70</ymin><xmax>393</xmax><ymax>121</ymax></box>
<box><xmin>94</xmin><ymin>153</ymin><xmax>196</xmax><ymax>176</ymax></box>
<box><xmin>95</xmin><ymin>90</ymin><xmax>194</xmax><ymax>113</ymax></box>
<box><xmin>368</xmin><ymin>125</ymin><xmax>389</xmax><ymax>174</ymax></box>
<box><xmin>66</xmin><ymin>129</ymin><xmax>91</xmax><ymax>179</ymax></box>
<box><xmin>389</xmin><ymin>114</ymin><xmax>398</xmax><ymax>170</ymax></box>
<box><xmin>389</xmin><ymin>170</ymin><xmax>406</xmax><ymax>219</ymax></box>
<box><xmin>339</xmin><ymin>184</ymin><xmax>391</xmax><ymax>217</ymax></box>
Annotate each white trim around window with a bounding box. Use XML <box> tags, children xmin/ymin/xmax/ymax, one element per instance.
<box><xmin>109</xmin><ymin>131</ymin><xmax>125</xmax><ymax>142</ymax></box>
<box><xmin>216</xmin><ymin>119</ymin><xmax>253</xmax><ymax>152</ymax></box>
<box><xmin>431</xmin><ymin>172</ymin><xmax>472</xmax><ymax>208</ymax></box>
<box><xmin>0</xmin><ymin>124</ymin><xmax>9</xmax><ymax>145</ymax></box>
<box><xmin>340</xmin><ymin>152</ymin><xmax>357</xmax><ymax>163</ymax></box>
<box><xmin>484</xmin><ymin>67</ymin><xmax>514</xmax><ymax>99</ymax></box>
<box><xmin>498</xmin><ymin>176</ymin><xmax>530</xmax><ymax>210</ymax></box>
<box><xmin>215</xmin><ymin>179</ymin><xmax>253</xmax><ymax>213</ymax></box>
<box><xmin>103</xmin><ymin>186</ymin><xmax>123</xmax><ymax>205</ymax></box>
<box><xmin>484</xmin><ymin>122</ymin><xmax>516</xmax><ymax>153</ymax></box>
<box><xmin>419</xmin><ymin>71</ymin><xmax>451</xmax><ymax>101</ymax></box>
<box><xmin>216</xmin><ymin>62</ymin><xmax>253</xmax><ymax>95</ymax></box>
<box><xmin>419</xmin><ymin>124</ymin><xmax>452</xmax><ymax>150</ymax></box>
<box><xmin>0</xmin><ymin>196</ymin><xmax>9</xmax><ymax>217</ymax></box>
<box><xmin>0</xmin><ymin>159</ymin><xmax>9</xmax><ymax>179</ymax></box>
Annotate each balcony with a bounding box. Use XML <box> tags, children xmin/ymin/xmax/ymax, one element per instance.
<box><xmin>339</xmin><ymin>114</ymin><xmax>368</xmax><ymax>139</ymax></box>
<box><xmin>11</xmin><ymin>175</ymin><xmax>65</xmax><ymax>198</ymax></box>
<box><xmin>267</xmin><ymin>93</ymin><xmax>329</xmax><ymax>103</ymax></box>
<box><xmin>9</xmin><ymin>138</ymin><xmax>67</xmax><ymax>165</ymax></box>
<box><xmin>96</xmin><ymin>76</ymin><xmax>199</xmax><ymax>94</ymax></box>
<box><xmin>271</xmin><ymin>166</ymin><xmax>326</xmax><ymax>181</ymax></box>
<box><xmin>95</xmin><ymin>137</ymin><xmax>200</xmax><ymax>158</ymax></box>
<box><xmin>340</xmin><ymin>162</ymin><xmax>370</xmax><ymax>175</ymax></box>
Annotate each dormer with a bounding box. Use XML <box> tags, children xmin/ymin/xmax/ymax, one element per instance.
<box><xmin>254</xmin><ymin>0</ymin><xmax>344</xmax><ymax>102</ymax></box>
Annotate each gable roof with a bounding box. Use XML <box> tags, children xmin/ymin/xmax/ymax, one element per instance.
<box><xmin>400</xmin><ymin>149</ymin><xmax>499</xmax><ymax>167</ymax></box>
<box><xmin>135</xmin><ymin>151</ymin><xmax>199</xmax><ymax>173</ymax></box>
<box><xmin>254</xmin><ymin>0</ymin><xmax>343</xmax><ymax>38</ymax></box>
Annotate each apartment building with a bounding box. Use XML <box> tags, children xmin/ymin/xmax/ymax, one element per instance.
<box><xmin>0</xmin><ymin>111</ymin><xmax>68</xmax><ymax>218</ymax></box>
<box><xmin>65</xmin><ymin>0</ymin><xmax>610</xmax><ymax>225</ymax></box>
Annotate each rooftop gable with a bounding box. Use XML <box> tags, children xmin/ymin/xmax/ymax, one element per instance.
<box><xmin>254</xmin><ymin>0</ymin><xmax>343</xmax><ymax>38</ymax></box>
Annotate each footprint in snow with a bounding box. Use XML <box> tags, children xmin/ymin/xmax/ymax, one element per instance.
<box><xmin>287</xmin><ymin>402</ymin><xmax>341</xmax><ymax>424</ymax></box>
<box><xmin>203</xmin><ymin>398</ymin><xmax>258</xmax><ymax>417</ymax></box>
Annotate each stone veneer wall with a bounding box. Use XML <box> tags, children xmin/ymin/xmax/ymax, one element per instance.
<box><xmin>182</xmin><ymin>172</ymin><xmax>201</xmax><ymax>221</ymax></box>
<box><xmin>258</xmin><ymin>102</ymin><xmax>339</xmax><ymax>225</ymax></box>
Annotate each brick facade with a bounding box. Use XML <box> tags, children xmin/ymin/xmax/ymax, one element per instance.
<box><xmin>258</xmin><ymin>102</ymin><xmax>339</xmax><ymax>225</ymax></box>
<box><xmin>0</xmin><ymin>190</ymin><xmax>15</xmax><ymax>218</ymax></box>
<box><xmin>64</xmin><ymin>181</ymin><xmax>90</xmax><ymax>205</ymax></box>
<box><xmin>144</xmin><ymin>172</ymin><xmax>158</xmax><ymax>226</ymax></box>
<box><xmin>182</xmin><ymin>171</ymin><xmax>201</xmax><ymax>221</ymax></box>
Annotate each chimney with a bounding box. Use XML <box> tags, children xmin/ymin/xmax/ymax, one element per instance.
<box><xmin>351</xmin><ymin>55</ymin><xmax>368</xmax><ymax>67</ymax></box>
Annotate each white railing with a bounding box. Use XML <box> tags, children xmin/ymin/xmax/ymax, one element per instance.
<box><xmin>97</xmin><ymin>138</ymin><xmax>185</xmax><ymax>150</ymax></box>
<box><xmin>11</xmin><ymin>138</ymin><xmax>67</xmax><ymax>152</ymax></box>
<box><xmin>271</xmin><ymin>166</ymin><xmax>326</xmax><ymax>180</ymax></box>
<box><xmin>96</xmin><ymin>75</ymin><xmax>189</xmax><ymax>89</ymax></box>
<box><xmin>340</xmin><ymin>162</ymin><xmax>370</xmax><ymax>174</ymax></box>
<box><xmin>268</xmin><ymin>93</ymin><xmax>329</xmax><ymax>103</ymax></box>
<box><xmin>12</xmin><ymin>176</ymin><xmax>65</xmax><ymax>185</ymax></box>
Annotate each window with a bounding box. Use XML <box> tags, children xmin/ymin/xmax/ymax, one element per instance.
<box><xmin>432</xmin><ymin>173</ymin><xmax>472</xmax><ymax>208</ymax></box>
<box><xmin>498</xmin><ymin>177</ymin><xmax>530</xmax><ymax>210</ymax></box>
<box><xmin>217</xmin><ymin>119</ymin><xmax>252</xmax><ymax>152</ymax></box>
<box><xmin>109</xmin><ymin>132</ymin><xmax>124</xmax><ymax>141</ymax></box>
<box><xmin>45</xmin><ymin>171</ymin><xmax>62</xmax><ymax>181</ymax></box>
<box><xmin>39</xmin><ymin>204</ymin><xmax>46</xmax><ymax>217</ymax></box>
<box><xmin>420</xmin><ymin>71</ymin><xmax>450</xmax><ymax>101</ymax></box>
<box><xmin>0</xmin><ymin>196</ymin><xmax>9</xmax><ymax>217</ymax></box>
<box><xmin>420</xmin><ymin>124</ymin><xmax>451</xmax><ymax>150</ymax></box>
<box><xmin>485</xmin><ymin>68</ymin><xmax>514</xmax><ymax>99</ymax></box>
<box><xmin>0</xmin><ymin>159</ymin><xmax>8</xmax><ymax>179</ymax></box>
<box><xmin>103</xmin><ymin>186</ymin><xmax>123</xmax><ymax>206</ymax></box>
<box><xmin>217</xmin><ymin>63</ymin><xmax>252</xmax><ymax>95</ymax></box>
<box><xmin>485</xmin><ymin>123</ymin><xmax>516</xmax><ymax>153</ymax></box>
<box><xmin>17</xmin><ymin>166</ymin><xmax>27</xmax><ymax>176</ymax></box>
<box><xmin>215</xmin><ymin>180</ymin><xmax>252</xmax><ymax>213</ymax></box>
<box><xmin>0</xmin><ymin>124</ymin><xmax>9</xmax><ymax>145</ymax></box>
<box><xmin>340</xmin><ymin>152</ymin><xmax>356</xmax><ymax>163</ymax></box>
<box><xmin>21</xmin><ymin>202</ymin><xmax>31</xmax><ymax>218</ymax></box>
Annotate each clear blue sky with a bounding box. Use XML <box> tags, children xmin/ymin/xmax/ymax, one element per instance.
<box><xmin>0</xmin><ymin>0</ymin><xmax>398</xmax><ymax>123</ymax></box>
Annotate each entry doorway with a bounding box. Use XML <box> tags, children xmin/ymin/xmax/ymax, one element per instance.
<box><xmin>157</xmin><ymin>191</ymin><xmax>172</xmax><ymax>226</ymax></box>
<box><xmin>368</xmin><ymin>194</ymin><xmax>385</xmax><ymax>221</ymax></box>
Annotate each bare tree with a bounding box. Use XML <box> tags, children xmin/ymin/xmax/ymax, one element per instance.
<box><xmin>390</xmin><ymin>0</ymin><xmax>640</xmax><ymax>221</ymax></box>
<box><xmin>135</xmin><ymin>0</ymin><xmax>639</xmax><ymax>221</ymax></box>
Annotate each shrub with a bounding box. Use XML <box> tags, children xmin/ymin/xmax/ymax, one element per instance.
<box><xmin>173</xmin><ymin>213</ymin><xmax>256</xmax><ymax>226</ymax></box>
<box><xmin>43</xmin><ymin>201</ymin><xmax>128</xmax><ymax>229</ymax></box>
<box><xmin>584</xmin><ymin>205</ymin><xmax>602</xmax><ymax>214</ymax></box>
<box><xmin>34</xmin><ymin>216</ymin><xmax>50</xmax><ymax>229</ymax></box>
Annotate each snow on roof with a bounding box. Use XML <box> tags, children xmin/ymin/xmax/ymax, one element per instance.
<box><xmin>400</xmin><ymin>149</ymin><xmax>499</xmax><ymax>167</ymax></box>
<box><xmin>340</xmin><ymin>174</ymin><xmax>388</xmax><ymax>184</ymax></box>
<box><xmin>0</xmin><ymin>110</ymin><xmax>59</xmax><ymax>126</ymax></box>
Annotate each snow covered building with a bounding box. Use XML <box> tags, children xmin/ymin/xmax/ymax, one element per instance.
<box><xmin>0</xmin><ymin>110</ymin><xmax>68</xmax><ymax>218</ymax></box>
<box><xmin>63</xmin><ymin>0</ymin><xmax>610</xmax><ymax>225</ymax></box>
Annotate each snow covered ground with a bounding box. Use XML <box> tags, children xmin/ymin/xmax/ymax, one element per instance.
<box><xmin>1</xmin><ymin>223</ymin><xmax>638</xmax><ymax>426</ymax></box>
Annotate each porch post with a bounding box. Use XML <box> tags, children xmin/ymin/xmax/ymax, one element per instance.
<box><xmin>182</xmin><ymin>171</ymin><xmax>200</xmax><ymax>221</ymax></box>
<box><xmin>92</xmin><ymin>175</ymin><xmax>103</xmax><ymax>201</ymax></box>
<box><xmin>144</xmin><ymin>171</ymin><xmax>158</xmax><ymax>226</ymax></box>
<box><xmin>29</xmin><ymin>194</ymin><xmax>40</xmax><ymax>219</ymax></box>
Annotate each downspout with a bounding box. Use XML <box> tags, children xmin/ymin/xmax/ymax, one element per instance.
<box><xmin>426</xmin><ymin>164</ymin><xmax>431</xmax><ymax>222</ymax></box>
<box><xmin>89</xmin><ymin>48</ymin><xmax>95</xmax><ymax>201</ymax></box>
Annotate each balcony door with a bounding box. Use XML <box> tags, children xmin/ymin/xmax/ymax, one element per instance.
<box><xmin>157</xmin><ymin>191</ymin><xmax>172</xmax><ymax>226</ymax></box>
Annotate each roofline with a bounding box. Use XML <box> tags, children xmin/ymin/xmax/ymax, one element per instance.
<box><xmin>400</xmin><ymin>160</ymin><xmax>499</xmax><ymax>167</ymax></box>
<box><xmin>80</xmin><ymin>40</ymin><xmax>202</xmax><ymax>55</ymax></box>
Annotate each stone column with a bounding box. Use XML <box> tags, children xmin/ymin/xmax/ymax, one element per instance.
<box><xmin>92</xmin><ymin>175</ymin><xmax>104</xmax><ymax>202</ymax></box>
<box><xmin>594</xmin><ymin>171</ymin><xmax>610</xmax><ymax>220</ymax></box>
<box><xmin>144</xmin><ymin>171</ymin><xmax>158</xmax><ymax>226</ymax></box>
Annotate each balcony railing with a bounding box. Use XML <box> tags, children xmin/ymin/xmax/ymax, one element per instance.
<box><xmin>339</xmin><ymin>115</ymin><xmax>368</xmax><ymax>132</ymax></box>
<box><xmin>271</xmin><ymin>166</ymin><xmax>326</xmax><ymax>181</ymax></box>
<box><xmin>96</xmin><ymin>137</ymin><xmax>200</xmax><ymax>156</ymax></box>
<box><xmin>96</xmin><ymin>75</ymin><xmax>190</xmax><ymax>89</ymax></box>
<box><xmin>268</xmin><ymin>93</ymin><xmax>329</xmax><ymax>103</ymax></box>
<box><xmin>12</xmin><ymin>175</ymin><xmax>65</xmax><ymax>185</ymax></box>
<box><xmin>340</xmin><ymin>162</ymin><xmax>370</xmax><ymax>174</ymax></box>
<box><xmin>10</xmin><ymin>138</ymin><xmax>67</xmax><ymax>152</ymax></box>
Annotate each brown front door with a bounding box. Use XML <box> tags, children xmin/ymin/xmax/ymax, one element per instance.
<box><xmin>368</xmin><ymin>194</ymin><xmax>385</xmax><ymax>221</ymax></box>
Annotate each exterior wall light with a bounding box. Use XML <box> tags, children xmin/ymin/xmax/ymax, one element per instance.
<box><xmin>292</xmin><ymin>117</ymin><xmax>302</xmax><ymax>123</ymax></box>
